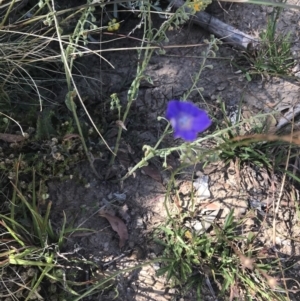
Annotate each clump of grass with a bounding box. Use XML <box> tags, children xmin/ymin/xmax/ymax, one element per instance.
<box><xmin>216</xmin><ymin>101</ymin><xmax>275</xmax><ymax>169</ymax></box>
<box><xmin>254</xmin><ymin>18</ymin><xmax>294</xmax><ymax>76</ymax></box>
<box><xmin>234</xmin><ymin>7</ymin><xmax>294</xmax><ymax>81</ymax></box>
<box><xmin>0</xmin><ymin>158</ymin><xmax>105</xmax><ymax>300</ymax></box>
<box><xmin>155</xmin><ymin>204</ymin><xmax>288</xmax><ymax>300</ymax></box>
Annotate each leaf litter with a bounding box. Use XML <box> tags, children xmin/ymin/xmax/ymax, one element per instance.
<box><xmin>99</xmin><ymin>208</ymin><xmax>129</xmax><ymax>248</ymax></box>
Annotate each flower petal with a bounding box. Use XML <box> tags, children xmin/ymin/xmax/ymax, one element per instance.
<box><xmin>175</xmin><ymin>129</ymin><xmax>198</xmax><ymax>141</ymax></box>
<box><xmin>166</xmin><ymin>100</ymin><xmax>182</xmax><ymax>120</ymax></box>
<box><xmin>191</xmin><ymin>110</ymin><xmax>212</xmax><ymax>132</ymax></box>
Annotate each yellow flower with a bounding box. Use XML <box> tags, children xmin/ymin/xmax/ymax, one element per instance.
<box><xmin>113</xmin><ymin>23</ymin><xmax>120</xmax><ymax>31</ymax></box>
<box><xmin>193</xmin><ymin>2</ymin><xmax>202</xmax><ymax>11</ymax></box>
<box><xmin>185</xmin><ymin>230</ymin><xmax>193</xmax><ymax>241</ymax></box>
<box><xmin>107</xmin><ymin>19</ymin><xmax>120</xmax><ymax>32</ymax></box>
<box><xmin>187</xmin><ymin>0</ymin><xmax>211</xmax><ymax>12</ymax></box>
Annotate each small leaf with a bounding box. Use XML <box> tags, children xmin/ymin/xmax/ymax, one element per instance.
<box><xmin>245</xmin><ymin>72</ymin><xmax>252</xmax><ymax>81</ymax></box>
<box><xmin>63</xmin><ymin>133</ymin><xmax>81</xmax><ymax>141</ymax></box>
<box><xmin>99</xmin><ymin>210</ymin><xmax>128</xmax><ymax>248</ymax></box>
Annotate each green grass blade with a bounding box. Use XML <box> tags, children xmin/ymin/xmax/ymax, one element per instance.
<box><xmin>25</xmin><ymin>253</ymin><xmax>54</xmax><ymax>301</ymax></box>
<box><xmin>0</xmin><ymin>220</ymin><xmax>25</xmax><ymax>247</ymax></box>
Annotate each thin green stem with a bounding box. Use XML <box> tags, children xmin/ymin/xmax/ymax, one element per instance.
<box><xmin>49</xmin><ymin>0</ymin><xmax>103</xmax><ymax>178</ymax></box>
<box><xmin>109</xmin><ymin>3</ymin><xmax>191</xmax><ymax>167</ymax></box>
<box><xmin>183</xmin><ymin>38</ymin><xmax>218</xmax><ymax>100</ymax></box>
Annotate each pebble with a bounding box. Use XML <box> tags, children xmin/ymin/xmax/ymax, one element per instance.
<box><xmin>113</xmin><ymin>192</ymin><xmax>126</xmax><ymax>201</ymax></box>
<box><xmin>152</xmin><ymin>262</ymin><xmax>160</xmax><ymax>270</ymax></box>
<box><xmin>193</xmin><ymin>175</ymin><xmax>211</xmax><ymax>199</ymax></box>
<box><xmin>217</xmin><ymin>84</ymin><xmax>226</xmax><ymax>91</ymax></box>
<box><xmin>136</xmin><ymin>217</ymin><xmax>144</xmax><ymax>228</ymax></box>
<box><xmin>148</xmin><ymin>252</ymin><xmax>157</xmax><ymax>259</ymax></box>
<box><xmin>103</xmin><ymin>242</ymin><xmax>109</xmax><ymax>252</ymax></box>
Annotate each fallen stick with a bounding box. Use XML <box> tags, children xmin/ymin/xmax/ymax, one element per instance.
<box><xmin>169</xmin><ymin>0</ymin><xmax>260</xmax><ymax>50</ymax></box>
<box><xmin>276</xmin><ymin>104</ymin><xmax>300</xmax><ymax>131</ymax></box>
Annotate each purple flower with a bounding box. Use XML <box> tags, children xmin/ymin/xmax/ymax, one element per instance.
<box><xmin>166</xmin><ymin>100</ymin><xmax>211</xmax><ymax>142</ymax></box>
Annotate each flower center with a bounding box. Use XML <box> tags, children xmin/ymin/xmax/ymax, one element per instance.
<box><xmin>178</xmin><ymin>114</ymin><xmax>193</xmax><ymax>130</ymax></box>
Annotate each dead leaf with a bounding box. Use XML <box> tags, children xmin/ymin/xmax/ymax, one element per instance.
<box><xmin>198</xmin><ymin>202</ymin><xmax>220</xmax><ymax>211</ymax></box>
<box><xmin>99</xmin><ymin>210</ymin><xmax>128</xmax><ymax>248</ymax></box>
<box><xmin>275</xmin><ymin>103</ymin><xmax>300</xmax><ymax>131</ymax></box>
<box><xmin>141</xmin><ymin>165</ymin><xmax>162</xmax><ymax>183</ymax></box>
<box><xmin>116</xmin><ymin>120</ymin><xmax>127</xmax><ymax>131</ymax></box>
<box><xmin>0</xmin><ymin>133</ymin><xmax>25</xmax><ymax>143</ymax></box>
<box><xmin>62</xmin><ymin>133</ymin><xmax>81</xmax><ymax>141</ymax></box>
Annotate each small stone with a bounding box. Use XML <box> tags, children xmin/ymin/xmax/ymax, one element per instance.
<box><xmin>113</xmin><ymin>193</ymin><xmax>126</xmax><ymax>201</ymax></box>
<box><xmin>103</xmin><ymin>242</ymin><xmax>109</xmax><ymax>251</ymax></box>
<box><xmin>193</xmin><ymin>175</ymin><xmax>210</xmax><ymax>199</ymax></box>
<box><xmin>152</xmin><ymin>262</ymin><xmax>160</xmax><ymax>270</ymax></box>
<box><xmin>192</xmin><ymin>221</ymin><xmax>204</xmax><ymax>232</ymax></box>
<box><xmin>282</xmin><ymin>239</ymin><xmax>291</xmax><ymax>246</ymax></box>
<box><xmin>275</xmin><ymin>237</ymin><xmax>282</xmax><ymax>245</ymax></box>
<box><xmin>131</xmin><ymin>283</ymin><xmax>137</xmax><ymax>291</ymax></box>
<box><xmin>148</xmin><ymin>252</ymin><xmax>157</xmax><ymax>259</ymax></box>
<box><xmin>136</xmin><ymin>217</ymin><xmax>144</xmax><ymax>228</ymax></box>
<box><xmin>217</xmin><ymin>84</ymin><xmax>226</xmax><ymax>91</ymax></box>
